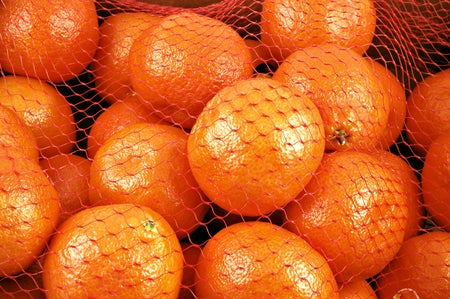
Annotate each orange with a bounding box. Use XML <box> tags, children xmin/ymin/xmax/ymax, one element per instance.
<box><xmin>179</xmin><ymin>242</ymin><xmax>202</xmax><ymax>299</ymax></box>
<box><xmin>187</xmin><ymin>77</ymin><xmax>325</xmax><ymax>217</ymax></box>
<box><xmin>195</xmin><ymin>221</ymin><xmax>338</xmax><ymax>298</ymax></box>
<box><xmin>421</xmin><ymin>133</ymin><xmax>450</xmax><ymax>231</ymax></box>
<box><xmin>260</xmin><ymin>0</ymin><xmax>376</xmax><ymax>61</ymax></box>
<box><xmin>339</xmin><ymin>279</ymin><xmax>377</xmax><ymax>299</ymax></box>
<box><xmin>374</xmin><ymin>150</ymin><xmax>424</xmax><ymax>240</ymax></box>
<box><xmin>272</xmin><ymin>44</ymin><xmax>391</xmax><ymax>151</ymax></box>
<box><xmin>87</xmin><ymin>94</ymin><xmax>168</xmax><ymax>159</ymax></box>
<box><xmin>284</xmin><ymin>150</ymin><xmax>409</xmax><ymax>283</ymax></box>
<box><xmin>39</xmin><ymin>153</ymin><xmax>92</xmax><ymax>224</ymax></box>
<box><xmin>89</xmin><ymin>122</ymin><xmax>208</xmax><ymax>239</ymax></box>
<box><xmin>0</xmin><ymin>147</ymin><xmax>59</xmax><ymax>276</ymax></box>
<box><xmin>0</xmin><ymin>0</ymin><xmax>99</xmax><ymax>83</ymax></box>
<box><xmin>367</xmin><ymin>59</ymin><xmax>407</xmax><ymax>150</ymax></box>
<box><xmin>376</xmin><ymin>231</ymin><xmax>450</xmax><ymax>299</ymax></box>
<box><xmin>405</xmin><ymin>68</ymin><xmax>450</xmax><ymax>155</ymax></box>
<box><xmin>129</xmin><ymin>11</ymin><xmax>253</xmax><ymax>128</ymax></box>
<box><xmin>91</xmin><ymin>12</ymin><xmax>162</xmax><ymax>104</ymax></box>
<box><xmin>0</xmin><ymin>76</ymin><xmax>76</xmax><ymax>158</ymax></box>
<box><xmin>42</xmin><ymin>203</ymin><xmax>183</xmax><ymax>298</ymax></box>
<box><xmin>0</xmin><ymin>103</ymin><xmax>39</xmax><ymax>161</ymax></box>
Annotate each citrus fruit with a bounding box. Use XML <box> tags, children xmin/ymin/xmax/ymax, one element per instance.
<box><xmin>244</xmin><ymin>38</ymin><xmax>277</xmax><ymax>72</ymax></box>
<box><xmin>376</xmin><ymin>231</ymin><xmax>450</xmax><ymax>299</ymax></box>
<box><xmin>87</xmin><ymin>94</ymin><xmax>167</xmax><ymax>159</ymax></box>
<box><xmin>421</xmin><ymin>133</ymin><xmax>450</xmax><ymax>231</ymax></box>
<box><xmin>367</xmin><ymin>59</ymin><xmax>407</xmax><ymax>150</ymax></box>
<box><xmin>42</xmin><ymin>203</ymin><xmax>183</xmax><ymax>298</ymax></box>
<box><xmin>0</xmin><ymin>103</ymin><xmax>38</xmax><ymax>162</ymax></box>
<box><xmin>129</xmin><ymin>11</ymin><xmax>253</xmax><ymax>128</ymax></box>
<box><xmin>405</xmin><ymin>68</ymin><xmax>450</xmax><ymax>155</ymax></box>
<box><xmin>91</xmin><ymin>12</ymin><xmax>162</xmax><ymax>104</ymax></box>
<box><xmin>0</xmin><ymin>148</ymin><xmax>59</xmax><ymax>276</ymax></box>
<box><xmin>374</xmin><ymin>149</ymin><xmax>424</xmax><ymax>240</ymax></box>
<box><xmin>284</xmin><ymin>150</ymin><xmax>409</xmax><ymax>283</ymax></box>
<box><xmin>195</xmin><ymin>221</ymin><xmax>339</xmax><ymax>298</ymax></box>
<box><xmin>260</xmin><ymin>0</ymin><xmax>376</xmax><ymax>61</ymax></box>
<box><xmin>39</xmin><ymin>154</ymin><xmax>92</xmax><ymax>224</ymax></box>
<box><xmin>338</xmin><ymin>279</ymin><xmax>377</xmax><ymax>299</ymax></box>
<box><xmin>0</xmin><ymin>0</ymin><xmax>99</xmax><ymax>83</ymax></box>
<box><xmin>179</xmin><ymin>242</ymin><xmax>202</xmax><ymax>299</ymax></box>
<box><xmin>0</xmin><ymin>76</ymin><xmax>76</xmax><ymax>158</ymax></box>
<box><xmin>89</xmin><ymin>122</ymin><xmax>208</xmax><ymax>239</ymax></box>
<box><xmin>187</xmin><ymin>77</ymin><xmax>325</xmax><ymax>217</ymax></box>
<box><xmin>272</xmin><ymin>44</ymin><xmax>391</xmax><ymax>151</ymax></box>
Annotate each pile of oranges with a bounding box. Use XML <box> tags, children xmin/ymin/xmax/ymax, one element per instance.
<box><xmin>0</xmin><ymin>0</ymin><xmax>449</xmax><ymax>298</ymax></box>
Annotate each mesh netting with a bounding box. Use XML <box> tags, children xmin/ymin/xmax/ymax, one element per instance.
<box><xmin>0</xmin><ymin>0</ymin><xmax>449</xmax><ymax>298</ymax></box>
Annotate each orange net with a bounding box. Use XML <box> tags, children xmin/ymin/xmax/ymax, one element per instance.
<box><xmin>0</xmin><ymin>0</ymin><xmax>449</xmax><ymax>298</ymax></box>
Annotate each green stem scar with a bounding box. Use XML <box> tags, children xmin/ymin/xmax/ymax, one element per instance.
<box><xmin>331</xmin><ymin>129</ymin><xmax>349</xmax><ymax>145</ymax></box>
<box><xmin>144</xmin><ymin>220</ymin><xmax>156</xmax><ymax>232</ymax></box>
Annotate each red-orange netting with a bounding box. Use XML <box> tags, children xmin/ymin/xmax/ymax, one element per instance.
<box><xmin>0</xmin><ymin>0</ymin><xmax>449</xmax><ymax>298</ymax></box>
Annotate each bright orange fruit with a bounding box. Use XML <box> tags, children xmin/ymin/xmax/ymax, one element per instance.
<box><xmin>129</xmin><ymin>12</ymin><xmax>253</xmax><ymax>128</ymax></box>
<box><xmin>43</xmin><ymin>204</ymin><xmax>183</xmax><ymax>298</ymax></box>
<box><xmin>260</xmin><ymin>0</ymin><xmax>376</xmax><ymax>61</ymax></box>
<box><xmin>195</xmin><ymin>221</ymin><xmax>339</xmax><ymax>298</ymax></box>
<box><xmin>0</xmin><ymin>0</ymin><xmax>99</xmax><ymax>82</ymax></box>
<box><xmin>188</xmin><ymin>77</ymin><xmax>325</xmax><ymax>217</ymax></box>
<box><xmin>284</xmin><ymin>150</ymin><xmax>409</xmax><ymax>283</ymax></box>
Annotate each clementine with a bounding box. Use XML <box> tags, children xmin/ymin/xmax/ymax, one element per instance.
<box><xmin>376</xmin><ymin>231</ymin><xmax>450</xmax><ymax>299</ymax></box>
<box><xmin>284</xmin><ymin>150</ymin><xmax>409</xmax><ymax>283</ymax></box>
<box><xmin>0</xmin><ymin>0</ymin><xmax>99</xmax><ymax>83</ymax></box>
<box><xmin>0</xmin><ymin>148</ymin><xmax>59</xmax><ymax>276</ymax></box>
<box><xmin>405</xmin><ymin>68</ymin><xmax>450</xmax><ymax>155</ymax></box>
<box><xmin>421</xmin><ymin>133</ymin><xmax>450</xmax><ymax>231</ymax></box>
<box><xmin>272</xmin><ymin>44</ymin><xmax>390</xmax><ymax>151</ymax></box>
<box><xmin>0</xmin><ymin>103</ymin><xmax>39</xmax><ymax>162</ymax></box>
<box><xmin>87</xmin><ymin>94</ymin><xmax>167</xmax><ymax>159</ymax></box>
<box><xmin>42</xmin><ymin>203</ymin><xmax>183</xmax><ymax>298</ymax></box>
<box><xmin>187</xmin><ymin>77</ymin><xmax>325</xmax><ymax>217</ymax></box>
<box><xmin>89</xmin><ymin>122</ymin><xmax>208</xmax><ymax>239</ymax></box>
<box><xmin>39</xmin><ymin>153</ymin><xmax>92</xmax><ymax>224</ymax></box>
<box><xmin>91</xmin><ymin>12</ymin><xmax>162</xmax><ymax>104</ymax></box>
<box><xmin>195</xmin><ymin>221</ymin><xmax>339</xmax><ymax>298</ymax></box>
<box><xmin>0</xmin><ymin>76</ymin><xmax>76</xmax><ymax>158</ymax></box>
<box><xmin>260</xmin><ymin>0</ymin><xmax>376</xmax><ymax>61</ymax></box>
<box><xmin>129</xmin><ymin>11</ymin><xmax>253</xmax><ymax>128</ymax></box>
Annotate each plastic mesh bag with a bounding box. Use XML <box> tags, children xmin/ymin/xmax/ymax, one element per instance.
<box><xmin>0</xmin><ymin>0</ymin><xmax>449</xmax><ymax>298</ymax></box>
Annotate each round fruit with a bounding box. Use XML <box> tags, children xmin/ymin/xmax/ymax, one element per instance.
<box><xmin>188</xmin><ymin>77</ymin><xmax>325</xmax><ymax>217</ymax></box>
<box><xmin>376</xmin><ymin>231</ymin><xmax>450</xmax><ymax>299</ymax></box>
<box><xmin>0</xmin><ymin>0</ymin><xmax>99</xmax><ymax>83</ymax></box>
<box><xmin>273</xmin><ymin>45</ymin><xmax>391</xmax><ymax>151</ymax></box>
<box><xmin>0</xmin><ymin>103</ymin><xmax>39</xmax><ymax>161</ymax></box>
<box><xmin>89</xmin><ymin>122</ymin><xmax>208</xmax><ymax>239</ymax></box>
<box><xmin>195</xmin><ymin>221</ymin><xmax>339</xmax><ymax>298</ymax></box>
<box><xmin>0</xmin><ymin>76</ymin><xmax>76</xmax><ymax>158</ymax></box>
<box><xmin>43</xmin><ymin>204</ymin><xmax>183</xmax><ymax>298</ymax></box>
<box><xmin>39</xmin><ymin>154</ymin><xmax>92</xmax><ymax>224</ymax></box>
<box><xmin>405</xmin><ymin>68</ymin><xmax>450</xmax><ymax>155</ymax></box>
<box><xmin>129</xmin><ymin>11</ymin><xmax>253</xmax><ymax>128</ymax></box>
<box><xmin>422</xmin><ymin>133</ymin><xmax>450</xmax><ymax>231</ymax></box>
<box><xmin>91</xmin><ymin>12</ymin><xmax>162</xmax><ymax>104</ymax></box>
<box><xmin>260</xmin><ymin>0</ymin><xmax>376</xmax><ymax>61</ymax></box>
<box><xmin>0</xmin><ymin>148</ymin><xmax>59</xmax><ymax>276</ymax></box>
<box><xmin>284</xmin><ymin>150</ymin><xmax>409</xmax><ymax>283</ymax></box>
